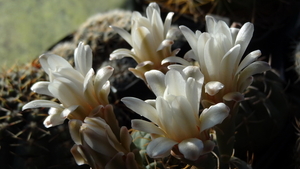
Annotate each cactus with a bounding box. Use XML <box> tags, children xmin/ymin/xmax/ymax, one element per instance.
<box><xmin>234</xmin><ymin>69</ymin><xmax>298</xmax><ymax>168</ymax></box>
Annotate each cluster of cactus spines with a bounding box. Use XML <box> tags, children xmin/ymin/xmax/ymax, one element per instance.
<box><xmin>234</xmin><ymin>69</ymin><xmax>298</xmax><ymax>168</ymax></box>
<box><xmin>0</xmin><ymin>58</ymin><xmax>90</xmax><ymax>168</ymax></box>
<box><xmin>73</xmin><ymin>10</ymin><xmax>132</xmax><ymax>69</ymax></box>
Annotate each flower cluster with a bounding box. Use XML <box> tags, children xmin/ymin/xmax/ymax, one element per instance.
<box><xmin>22</xmin><ymin>2</ymin><xmax>271</xmax><ymax>169</ymax></box>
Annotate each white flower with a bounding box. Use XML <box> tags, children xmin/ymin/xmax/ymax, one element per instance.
<box><xmin>22</xmin><ymin>42</ymin><xmax>114</xmax><ymax>128</ymax></box>
<box><xmin>110</xmin><ymin>2</ymin><xmax>179</xmax><ymax>80</ymax></box>
<box><xmin>69</xmin><ymin>110</ymin><xmax>139</xmax><ymax>169</ymax></box>
<box><xmin>163</xmin><ymin>16</ymin><xmax>271</xmax><ymax>104</ymax></box>
<box><xmin>122</xmin><ymin>66</ymin><xmax>229</xmax><ymax>161</ymax></box>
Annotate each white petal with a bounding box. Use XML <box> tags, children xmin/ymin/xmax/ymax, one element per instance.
<box><xmin>236</xmin><ymin>50</ymin><xmax>261</xmax><ymax>75</ymax></box>
<box><xmin>74</xmin><ymin>42</ymin><xmax>93</xmax><ymax>76</ymax></box>
<box><xmin>235</xmin><ymin>22</ymin><xmax>254</xmax><ymax>56</ymax></box>
<box><xmin>43</xmin><ymin>107</ymin><xmax>65</xmax><ymax>128</ymax></box>
<box><xmin>179</xmin><ymin>25</ymin><xmax>197</xmax><ymax>52</ymax></box>
<box><xmin>31</xmin><ymin>81</ymin><xmax>53</xmax><ymax>97</ymax></box>
<box><xmin>69</xmin><ymin>119</ymin><xmax>83</xmax><ymax>145</ymax></box>
<box><xmin>178</xmin><ymin>138</ymin><xmax>204</xmax><ymax>161</ymax></box>
<box><xmin>145</xmin><ymin>70</ymin><xmax>166</xmax><ymax>97</ymax></box>
<box><xmin>205</xmin><ymin>81</ymin><xmax>224</xmax><ymax>96</ymax></box>
<box><xmin>165</xmin><ymin>69</ymin><xmax>186</xmax><ymax>96</ymax></box>
<box><xmin>162</xmin><ymin>56</ymin><xmax>191</xmax><ymax>66</ymax></box>
<box><xmin>94</xmin><ymin>66</ymin><xmax>114</xmax><ymax>90</ymax></box>
<box><xmin>182</xmin><ymin>66</ymin><xmax>204</xmax><ymax>85</ymax></box>
<box><xmin>238</xmin><ymin>61</ymin><xmax>271</xmax><ymax>84</ymax></box>
<box><xmin>110</xmin><ymin>48</ymin><xmax>136</xmax><ymax>60</ymax></box>
<box><xmin>70</xmin><ymin>145</ymin><xmax>88</xmax><ymax>165</ymax></box>
<box><xmin>121</xmin><ymin>97</ymin><xmax>159</xmax><ymax>124</ymax></box>
<box><xmin>199</xmin><ymin>103</ymin><xmax>229</xmax><ymax>132</ymax></box>
<box><xmin>164</xmin><ymin>12</ymin><xmax>174</xmax><ymax>36</ymax></box>
<box><xmin>156</xmin><ymin>39</ymin><xmax>174</xmax><ymax>51</ymax></box>
<box><xmin>205</xmin><ymin>15</ymin><xmax>216</xmax><ymax>34</ymax></box>
<box><xmin>183</xmin><ymin>50</ymin><xmax>197</xmax><ymax>61</ymax></box>
<box><xmin>39</xmin><ymin>53</ymin><xmax>72</xmax><ymax>73</ymax></box>
<box><xmin>146</xmin><ymin>137</ymin><xmax>177</xmax><ymax>158</ymax></box>
<box><xmin>131</xmin><ymin>119</ymin><xmax>165</xmax><ymax>136</ymax></box>
<box><xmin>62</xmin><ymin>105</ymin><xmax>79</xmax><ymax>117</ymax></box>
<box><xmin>185</xmin><ymin>78</ymin><xmax>201</xmax><ymax>114</ymax></box>
<box><xmin>22</xmin><ymin>100</ymin><xmax>63</xmax><ymax>110</ymax></box>
<box><xmin>219</xmin><ymin>45</ymin><xmax>241</xmax><ymax>84</ymax></box>
<box><xmin>110</xmin><ymin>26</ymin><xmax>132</xmax><ymax>46</ymax></box>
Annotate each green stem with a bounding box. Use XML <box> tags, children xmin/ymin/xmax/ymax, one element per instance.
<box><xmin>215</xmin><ymin>101</ymin><xmax>240</xmax><ymax>168</ymax></box>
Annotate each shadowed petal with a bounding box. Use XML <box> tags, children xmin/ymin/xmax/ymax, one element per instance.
<box><xmin>178</xmin><ymin>138</ymin><xmax>204</xmax><ymax>161</ymax></box>
<box><xmin>122</xmin><ymin>97</ymin><xmax>159</xmax><ymax>124</ymax></box>
<box><xmin>145</xmin><ymin>70</ymin><xmax>166</xmax><ymax>97</ymax></box>
<box><xmin>199</xmin><ymin>103</ymin><xmax>229</xmax><ymax>132</ymax></box>
<box><xmin>131</xmin><ymin>119</ymin><xmax>165</xmax><ymax>136</ymax></box>
<box><xmin>146</xmin><ymin>137</ymin><xmax>177</xmax><ymax>158</ymax></box>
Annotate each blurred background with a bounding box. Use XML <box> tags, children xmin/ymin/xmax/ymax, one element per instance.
<box><xmin>0</xmin><ymin>0</ymin><xmax>128</xmax><ymax>71</ymax></box>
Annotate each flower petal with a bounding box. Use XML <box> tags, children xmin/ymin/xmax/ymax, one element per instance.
<box><xmin>235</xmin><ymin>50</ymin><xmax>261</xmax><ymax>75</ymax></box>
<box><xmin>43</xmin><ymin>107</ymin><xmax>65</xmax><ymax>128</ymax></box>
<box><xmin>121</xmin><ymin>97</ymin><xmax>159</xmax><ymax>124</ymax></box>
<box><xmin>146</xmin><ymin>137</ymin><xmax>177</xmax><ymax>158</ymax></box>
<box><xmin>223</xmin><ymin>92</ymin><xmax>244</xmax><ymax>102</ymax></box>
<box><xmin>199</xmin><ymin>103</ymin><xmax>229</xmax><ymax>132</ymax></box>
<box><xmin>69</xmin><ymin>119</ymin><xmax>83</xmax><ymax>145</ymax></box>
<box><xmin>110</xmin><ymin>26</ymin><xmax>133</xmax><ymax>46</ymax></box>
<box><xmin>234</xmin><ymin>22</ymin><xmax>254</xmax><ymax>56</ymax></box>
<box><xmin>31</xmin><ymin>81</ymin><xmax>53</xmax><ymax>97</ymax></box>
<box><xmin>131</xmin><ymin>119</ymin><xmax>165</xmax><ymax>136</ymax></box>
<box><xmin>205</xmin><ymin>81</ymin><xmax>224</xmax><ymax>96</ymax></box>
<box><xmin>145</xmin><ymin>70</ymin><xmax>166</xmax><ymax>97</ymax></box>
<box><xmin>178</xmin><ymin>138</ymin><xmax>204</xmax><ymax>161</ymax></box>
<box><xmin>22</xmin><ymin>100</ymin><xmax>63</xmax><ymax>110</ymax></box>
